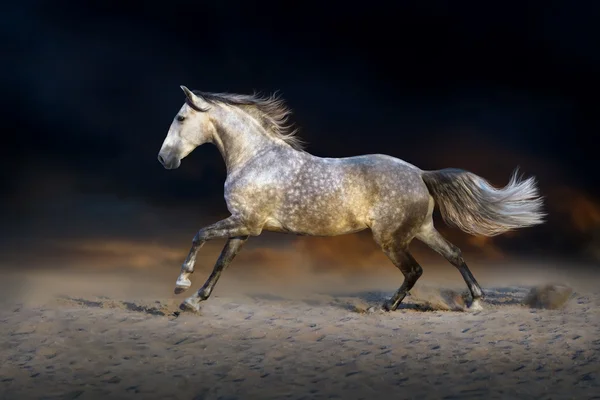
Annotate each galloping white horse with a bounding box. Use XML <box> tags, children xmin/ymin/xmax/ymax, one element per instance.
<box><xmin>158</xmin><ymin>86</ymin><xmax>545</xmax><ymax>313</ymax></box>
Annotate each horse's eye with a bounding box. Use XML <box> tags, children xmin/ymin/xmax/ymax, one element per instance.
<box><xmin>176</xmin><ymin>115</ymin><xmax>185</xmax><ymax>122</ymax></box>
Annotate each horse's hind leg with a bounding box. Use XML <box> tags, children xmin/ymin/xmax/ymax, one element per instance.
<box><xmin>416</xmin><ymin>220</ymin><xmax>484</xmax><ymax>310</ymax></box>
<box><xmin>180</xmin><ymin>236</ymin><xmax>249</xmax><ymax>313</ymax></box>
<box><xmin>372</xmin><ymin>230</ymin><xmax>424</xmax><ymax>311</ymax></box>
<box><xmin>383</xmin><ymin>249</ymin><xmax>423</xmax><ymax>311</ymax></box>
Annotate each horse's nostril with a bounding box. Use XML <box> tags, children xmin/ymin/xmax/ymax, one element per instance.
<box><xmin>158</xmin><ymin>154</ymin><xmax>165</xmax><ymax>165</ymax></box>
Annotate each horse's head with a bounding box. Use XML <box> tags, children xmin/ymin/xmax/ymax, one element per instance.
<box><xmin>158</xmin><ymin>86</ymin><xmax>216</xmax><ymax>170</ymax></box>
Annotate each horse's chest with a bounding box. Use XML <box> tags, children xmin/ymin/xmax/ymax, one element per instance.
<box><xmin>224</xmin><ymin>176</ymin><xmax>281</xmax><ymax>214</ymax></box>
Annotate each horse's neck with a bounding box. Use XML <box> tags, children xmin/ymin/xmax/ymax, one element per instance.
<box><xmin>211</xmin><ymin>109</ymin><xmax>282</xmax><ymax>174</ymax></box>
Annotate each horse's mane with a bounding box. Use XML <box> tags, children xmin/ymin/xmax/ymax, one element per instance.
<box><xmin>191</xmin><ymin>90</ymin><xmax>305</xmax><ymax>151</ymax></box>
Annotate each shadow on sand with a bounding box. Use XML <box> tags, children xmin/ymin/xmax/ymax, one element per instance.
<box><xmin>245</xmin><ymin>284</ymin><xmax>573</xmax><ymax>313</ymax></box>
<box><xmin>51</xmin><ymin>284</ymin><xmax>574</xmax><ymax>318</ymax></box>
<box><xmin>54</xmin><ymin>296</ymin><xmax>171</xmax><ymax>317</ymax></box>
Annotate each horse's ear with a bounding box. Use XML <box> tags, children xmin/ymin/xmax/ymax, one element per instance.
<box><xmin>180</xmin><ymin>85</ymin><xmax>208</xmax><ymax>112</ymax></box>
<box><xmin>180</xmin><ymin>85</ymin><xmax>196</xmax><ymax>101</ymax></box>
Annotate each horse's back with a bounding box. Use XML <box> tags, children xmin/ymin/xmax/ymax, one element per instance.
<box><xmin>325</xmin><ymin>153</ymin><xmax>428</xmax><ymax>199</ymax></box>
<box><xmin>334</xmin><ymin>153</ymin><xmax>431</xmax><ymax>217</ymax></box>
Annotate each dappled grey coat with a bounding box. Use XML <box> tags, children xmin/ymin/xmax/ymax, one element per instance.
<box><xmin>157</xmin><ymin>86</ymin><xmax>544</xmax><ymax>314</ymax></box>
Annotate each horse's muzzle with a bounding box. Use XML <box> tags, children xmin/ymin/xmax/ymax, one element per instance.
<box><xmin>157</xmin><ymin>153</ymin><xmax>181</xmax><ymax>170</ymax></box>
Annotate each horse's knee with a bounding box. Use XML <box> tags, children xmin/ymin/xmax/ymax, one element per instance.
<box><xmin>192</xmin><ymin>231</ymin><xmax>207</xmax><ymax>245</ymax></box>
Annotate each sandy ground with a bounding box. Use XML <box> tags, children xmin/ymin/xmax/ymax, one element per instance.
<box><xmin>1</xmin><ymin>261</ymin><xmax>599</xmax><ymax>400</ymax></box>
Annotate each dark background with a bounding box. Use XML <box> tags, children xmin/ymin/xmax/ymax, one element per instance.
<box><xmin>2</xmin><ymin>0</ymin><xmax>599</xmax><ymax>271</ymax></box>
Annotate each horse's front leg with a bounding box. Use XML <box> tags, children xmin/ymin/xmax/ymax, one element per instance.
<box><xmin>179</xmin><ymin>236</ymin><xmax>249</xmax><ymax>313</ymax></box>
<box><xmin>174</xmin><ymin>216</ymin><xmax>255</xmax><ymax>294</ymax></box>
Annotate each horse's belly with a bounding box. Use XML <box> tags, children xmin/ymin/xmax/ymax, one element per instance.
<box><xmin>266</xmin><ymin>210</ymin><xmax>367</xmax><ymax>236</ymax></box>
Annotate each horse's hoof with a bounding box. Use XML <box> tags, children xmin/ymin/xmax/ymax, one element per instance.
<box><xmin>467</xmin><ymin>299</ymin><xmax>484</xmax><ymax>311</ymax></box>
<box><xmin>174</xmin><ymin>277</ymin><xmax>192</xmax><ymax>294</ymax></box>
<box><xmin>179</xmin><ymin>299</ymin><xmax>201</xmax><ymax>314</ymax></box>
<box><xmin>367</xmin><ymin>306</ymin><xmax>389</xmax><ymax>313</ymax></box>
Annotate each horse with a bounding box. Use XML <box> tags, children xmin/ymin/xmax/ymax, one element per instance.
<box><xmin>157</xmin><ymin>85</ymin><xmax>545</xmax><ymax>313</ymax></box>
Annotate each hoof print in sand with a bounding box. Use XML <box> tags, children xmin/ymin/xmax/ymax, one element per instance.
<box><xmin>523</xmin><ymin>284</ymin><xmax>573</xmax><ymax>309</ymax></box>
